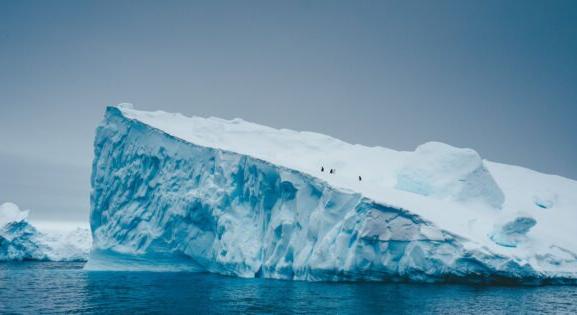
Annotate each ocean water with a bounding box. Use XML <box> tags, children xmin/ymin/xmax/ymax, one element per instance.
<box><xmin>1</xmin><ymin>262</ymin><xmax>576</xmax><ymax>314</ymax></box>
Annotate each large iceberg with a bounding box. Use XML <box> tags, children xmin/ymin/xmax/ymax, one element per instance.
<box><xmin>0</xmin><ymin>202</ymin><xmax>91</xmax><ymax>261</ymax></box>
<box><xmin>86</xmin><ymin>105</ymin><xmax>577</xmax><ymax>283</ymax></box>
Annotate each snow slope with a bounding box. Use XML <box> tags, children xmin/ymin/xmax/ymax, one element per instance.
<box><xmin>0</xmin><ymin>202</ymin><xmax>91</xmax><ymax>261</ymax></box>
<box><xmin>86</xmin><ymin>105</ymin><xmax>577</xmax><ymax>283</ymax></box>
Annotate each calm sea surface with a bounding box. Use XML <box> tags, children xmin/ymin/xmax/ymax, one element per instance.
<box><xmin>0</xmin><ymin>262</ymin><xmax>576</xmax><ymax>314</ymax></box>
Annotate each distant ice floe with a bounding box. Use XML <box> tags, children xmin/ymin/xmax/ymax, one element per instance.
<box><xmin>0</xmin><ymin>202</ymin><xmax>91</xmax><ymax>261</ymax></box>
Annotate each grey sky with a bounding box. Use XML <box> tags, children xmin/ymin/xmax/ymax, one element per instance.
<box><xmin>1</xmin><ymin>0</ymin><xmax>576</xmax><ymax>222</ymax></box>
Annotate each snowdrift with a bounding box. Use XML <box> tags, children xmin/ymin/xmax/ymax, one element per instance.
<box><xmin>86</xmin><ymin>105</ymin><xmax>577</xmax><ymax>283</ymax></box>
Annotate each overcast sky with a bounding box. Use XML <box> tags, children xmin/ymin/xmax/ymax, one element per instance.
<box><xmin>1</xmin><ymin>0</ymin><xmax>576</xmax><ymax>222</ymax></box>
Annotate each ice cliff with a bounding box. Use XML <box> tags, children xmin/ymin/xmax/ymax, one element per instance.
<box><xmin>86</xmin><ymin>105</ymin><xmax>577</xmax><ymax>283</ymax></box>
<box><xmin>0</xmin><ymin>202</ymin><xmax>91</xmax><ymax>261</ymax></box>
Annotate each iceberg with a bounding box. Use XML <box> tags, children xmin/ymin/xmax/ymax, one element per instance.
<box><xmin>395</xmin><ymin>141</ymin><xmax>505</xmax><ymax>208</ymax></box>
<box><xmin>86</xmin><ymin>105</ymin><xmax>577</xmax><ymax>283</ymax></box>
<box><xmin>0</xmin><ymin>202</ymin><xmax>91</xmax><ymax>261</ymax></box>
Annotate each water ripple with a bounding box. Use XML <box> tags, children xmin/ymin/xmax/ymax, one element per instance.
<box><xmin>1</xmin><ymin>262</ymin><xmax>576</xmax><ymax>314</ymax></box>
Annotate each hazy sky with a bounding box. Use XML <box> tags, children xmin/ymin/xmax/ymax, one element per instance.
<box><xmin>1</xmin><ymin>0</ymin><xmax>576</xmax><ymax>222</ymax></box>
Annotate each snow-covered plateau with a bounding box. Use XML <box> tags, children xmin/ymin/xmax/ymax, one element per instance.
<box><xmin>0</xmin><ymin>202</ymin><xmax>91</xmax><ymax>261</ymax></box>
<box><xmin>85</xmin><ymin>104</ymin><xmax>577</xmax><ymax>284</ymax></box>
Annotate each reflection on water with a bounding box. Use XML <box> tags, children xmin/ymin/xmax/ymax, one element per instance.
<box><xmin>1</xmin><ymin>262</ymin><xmax>576</xmax><ymax>314</ymax></box>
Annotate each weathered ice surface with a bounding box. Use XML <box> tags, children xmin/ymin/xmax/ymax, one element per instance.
<box><xmin>86</xmin><ymin>106</ymin><xmax>577</xmax><ymax>283</ymax></box>
<box><xmin>491</xmin><ymin>216</ymin><xmax>537</xmax><ymax>248</ymax></box>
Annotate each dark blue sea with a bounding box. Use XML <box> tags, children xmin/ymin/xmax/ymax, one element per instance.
<box><xmin>1</xmin><ymin>262</ymin><xmax>576</xmax><ymax>314</ymax></box>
